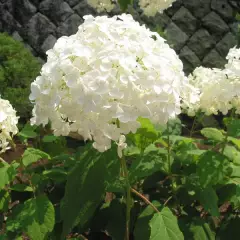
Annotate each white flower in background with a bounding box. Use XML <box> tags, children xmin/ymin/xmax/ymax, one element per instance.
<box><xmin>0</xmin><ymin>98</ymin><xmax>19</xmax><ymax>153</ymax></box>
<box><xmin>225</xmin><ymin>46</ymin><xmax>240</xmax><ymax>77</ymax></box>
<box><xmin>87</xmin><ymin>0</ymin><xmax>116</xmax><ymax>12</ymax></box>
<box><xmin>139</xmin><ymin>0</ymin><xmax>176</xmax><ymax>17</ymax></box>
<box><xmin>30</xmin><ymin>14</ymin><xmax>186</xmax><ymax>156</ymax></box>
<box><xmin>183</xmin><ymin>46</ymin><xmax>240</xmax><ymax>116</ymax></box>
<box><xmin>184</xmin><ymin>67</ymin><xmax>233</xmax><ymax>115</ymax></box>
<box><xmin>225</xmin><ymin>46</ymin><xmax>240</xmax><ymax>114</ymax></box>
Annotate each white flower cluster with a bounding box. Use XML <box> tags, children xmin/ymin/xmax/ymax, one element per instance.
<box><xmin>139</xmin><ymin>0</ymin><xmax>176</xmax><ymax>17</ymax></box>
<box><xmin>86</xmin><ymin>0</ymin><xmax>177</xmax><ymax>16</ymax></box>
<box><xmin>0</xmin><ymin>98</ymin><xmax>18</xmax><ymax>153</ymax></box>
<box><xmin>30</xmin><ymin>14</ymin><xmax>187</xmax><ymax>156</ymax></box>
<box><xmin>183</xmin><ymin>47</ymin><xmax>240</xmax><ymax>116</ymax></box>
<box><xmin>87</xmin><ymin>0</ymin><xmax>116</xmax><ymax>13</ymax></box>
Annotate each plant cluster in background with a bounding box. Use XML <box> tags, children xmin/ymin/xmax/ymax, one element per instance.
<box><xmin>0</xmin><ymin>33</ymin><xmax>41</xmax><ymax>120</ymax></box>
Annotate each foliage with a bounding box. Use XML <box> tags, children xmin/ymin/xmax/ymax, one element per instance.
<box><xmin>0</xmin><ymin>33</ymin><xmax>41</xmax><ymax>119</ymax></box>
<box><xmin>0</xmin><ymin>113</ymin><xmax>240</xmax><ymax>239</ymax></box>
<box><xmin>0</xmin><ymin>4</ymin><xmax>239</xmax><ymax>239</ymax></box>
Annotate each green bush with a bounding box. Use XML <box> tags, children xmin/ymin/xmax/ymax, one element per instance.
<box><xmin>0</xmin><ymin>33</ymin><xmax>41</xmax><ymax>119</ymax></box>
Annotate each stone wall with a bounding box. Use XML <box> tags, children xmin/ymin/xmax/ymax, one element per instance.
<box><xmin>0</xmin><ymin>0</ymin><xmax>239</xmax><ymax>73</ymax></box>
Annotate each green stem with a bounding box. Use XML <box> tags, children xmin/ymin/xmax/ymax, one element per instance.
<box><xmin>221</xmin><ymin>109</ymin><xmax>235</xmax><ymax>154</ymax></box>
<box><xmin>120</xmin><ymin>155</ymin><xmax>131</xmax><ymax>240</ymax></box>
<box><xmin>131</xmin><ymin>188</ymin><xmax>159</xmax><ymax>213</ymax></box>
<box><xmin>190</xmin><ymin>116</ymin><xmax>197</xmax><ymax>138</ymax></box>
<box><xmin>167</xmin><ymin>122</ymin><xmax>171</xmax><ymax>173</ymax></box>
<box><xmin>221</xmin><ymin>134</ymin><xmax>228</xmax><ymax>154</ymax></box>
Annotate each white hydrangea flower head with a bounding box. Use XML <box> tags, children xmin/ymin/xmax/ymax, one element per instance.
<box><xmin>225</xmin><ymin>46</ymin><xmax>240</xmax><ymax>77</ymax></box>
<box><xmin>139</xmin><ymin>0</ymin><xmax>176</xmax><ymax>17</ymax></box>
<box><xmin>87</xmin><ymin>0</ymin><xmax>116</xmax><ymax>13</ymax></box>
<box><xmin>30</xmin><ymin>14</ymin><xmax>186</xmax><ymax>156</ymax></box>
<box><xmin>225</xmin><ymin>47</ymin><xmax>240</xmax><ymax>113</ymax></box>
<box><xmin>0</xmin><ymin>98</ymin><xmax>19</xmax><ymax>153</ymax></box>
<box><xmin>184</xmin><ymin>66</ymin><xmax>240</xmax><ymax>116</ymax></box>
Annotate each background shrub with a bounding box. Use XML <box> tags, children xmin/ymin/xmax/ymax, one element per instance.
<box><xmin>0</xmin><ymin>33</ymin><xmax>41</xmax><ymax>120</ymax></box>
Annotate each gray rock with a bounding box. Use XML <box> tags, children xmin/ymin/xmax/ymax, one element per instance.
<box><xmin>216</xmin><ymin>32</ymin><xmax>237</xmax><ymax>57</ymax></box>
<box><xmin>165</xmin><ymin>0</ymin><xmax>183</xmax><ymax>17</ymax></box>
<box><xmin>179</xmin><ymin>46</ymin><xmax>201</xmax><ymax>74</ymax></box>
<box><xmin>29</xmin><ymin>0</ymin><xmax>41</xmax><ymax>7</ymax></box>
<box><xmin>202</xmin><ymin>12</ymin><xmax>229</xmax><ymax>36</ymax></box>
<box><xmin>37</xmin><ymin>57</ymin><xmax>45</xmax><ymax>65</ymax></box>
<box><xmin>39</xmin><ymin>0</ymin><xmax>74</xmax><ymax>24</ymax></box>
<box><xmin>172</xmin><ymin>6</ymin><xmax>198</xmax><ymax>36</ymax></box>
<box><xmin>211</xmin><ymin>0</ymin><xmax>233</xmax><ymax>21</ymax></box>
<box><xmin>57</xmin><ymin>14</ymin><xmax>83</xmax><ymax>37</ymax></box>
<box><xmin>141</xmin><ymin>12</ymin><xmax>171</xmax><ymax>29</ymax></box>
<box><xmin>229</xmin><ymin>0</ymin><xmax>240</xmax><ymax>9</ymax></box>
<box><xmin>229</xmin><ymin>22</ymin><xmax>239</xmax><ymax>35</ymax></box>
<box><xmin>164</xmin><ymin>22</ymin><xmax>188</xmax><ymax>52</ymax></box>
<box><xmin>0</xmin><ymin>9</ymin><xmax>16</xmax><ymax>33</ymax></box>
<box><xmin>41</xmin><ymin>34</ymin><xmax>57</xmax><ymax>54</ymax></box>
<box><xmin>24</xmin><ymin>43</ymin><xmax>36</xmax><ymax>56</ymax></box>
<box><xmin>202</xmin><ymin>49</ymin><xmax>226</xmax><ymax>68</ymax></box>
<box><xmin>154</xmin><ymin>12</ymin><xmax>171</xmax><ymax>28</ymax></box>
<box><xmin>26</xmin><ymin>13</ymin><xmax>56</xmax><ymax>51</ymax></box>
<box><xmin>183</xmin><ymin>0</ymin><xmax>211</xmax><ymax>18</ymax></box>
<box><xmin>12</xmin><ymin>31</ymin><xmax>23</xmax><ymax>42</ymax></box>
<box><xmin>65</xmin><ymin>0</ymin><xmax>80</xmax><ymax>7</ymax></box>
<box><xmin>187</xmin><ymin>29</ymin><xmax>215</xmax><ymax>59</ymax></box>
<box><xmin>1</xmin><ymin>0</ymin><xmax>13</xmax><ymax>13</ymax></box>
<box><xmin>15</xmin><ymin>0</ymin><xmax>37</xmax><ymax>24</ymax></box>
<box><xmin>73</xmin><ymin>1</ymin><xmax>97</xmax><ymax>17</ymax></box>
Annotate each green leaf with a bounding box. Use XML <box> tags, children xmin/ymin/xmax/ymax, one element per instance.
<box><xmin>162</xmin><ymin>118</ymin><xmax>182</xmax><ymax>136</ymax></box>
<box><xmin>201</xmin><ymin>115</ymin><xmax>219</xmax><ymax>128</ymax></box>
<box><xmin>42</xmin><ymin>135</ymin><xmax>58</xmax><ymax>143</ymax></box>
<box><xmin>43</xmin><ymin>168</ymin><xmax>67</xmax><ymax>182</ymax></box>
<box><xmin>226</xmin><ymin>119</ymin><xmax>240</xmax><ymax>137</ymax></box>
<box><xmin>197</xmin><ymin>151</ymin><xmax>231</xmax><ymax>187</ymax></box>
<box><xmin>106</xmin><ymin>177</ymin><xmax>125</xmax><ymax>193</ymax></box>
<box><xmin>10</xmin><ymin>184</ymin><xmax>33</xmax><ymax>192</ymax></box>
<box><xmin>189</xmin><ymin>218</ymin><xmax>215</xmax><ymax>240</ymax></box>
<box><xmin>18</xmin><ymin>123</ymin><xmax>37</xmax><ymax>139</ymax></box>
<box><xmin>6</xmin><ymin>196</ymin><xmax>55</xmax><ymax>240</ymax></box>
<box><xmin>106</xmin><ymin>199</ymin><xmax>125</xmax><ymax>240</ymax></box>
<box><xmin>134</xmin><ymin>201</ymin><xmax>161</xmax><ymax>240</ymax></box>
<box><xmin>128</xmin><ymin>118</ymin><xmax>158</xmax><ymax>152</ymax></box>
<box><xmin>236</xmin><ymin>13</ymin><xmax>240</xmax><ymax>21</ymax></box>
<box><xmin>217</xmin><ymin>216</ymin><xmax>240</xmax><ymax>240</ymax></box>
<box><xmin>223</xmin><ymin>146</ymin><xmax>240</xmax><ymax>165</ymax></box>
<box><xmin>201</xmin><ymin>128</ymin><xmax>224</xmax><ymax>141</ymax></box>
<box><xmin>230</xmin><ymin>164</ymin><xmax>240</xmax><ymax>178</ymax></box>
<box><xmin>117</xmin><ymin>0</ymin><xmax>133</xmax><ymax>11</ymax></box>
<box><xmin>228</xmin><ymin>136</ymin><xmax>240</xmax><ymax>150</ymax></box>
<box><xmin>187</xmin><ymin>149</ymin><xmax>206</xmax><ymax>156</ymax></box>
<box><xmin>198</xmin><ymin>187</ymin><xmax>219</xmax><ymax>216</ymax></box>
<box><xmin>0</xmin><ymin>190</ymin><xmax>10</xmax><ymax>211</ymax></box>
<box><xmin>230</xmin><ymin>185</ymin><xmax>240</xmax><ymax>209</ymax></box>
<box><xmin>61</xmin><ymin>144</ymin><xmax>120</xmax><ymax>238</ymax></box>
<box><xmin>129</xmin><ymin>144</ymin><xmax>168</xmax><ymax>183</ymax></box>
<box><xmin>22</xmin><ymin>148</ymin><xmax>50</xmax><ymax>167</ymax></box>
<box><xmin>0</xmin><ymin>162</ymin><xmax>16</xmax><ymax>190</ymax></box>
<box><xmin>149</xmin><ymin>207</ymin><xmax>184</xmax><ymax>240</ymax></box>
